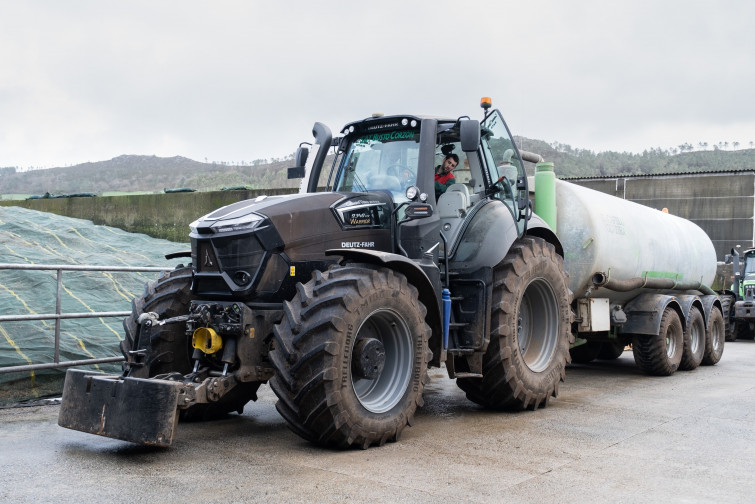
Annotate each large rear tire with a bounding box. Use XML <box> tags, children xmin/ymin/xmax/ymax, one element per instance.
<box><xmin>679</xmin><ymin>306</ymin><xmax>705</xmax><ymax>371</ymax></box>
<box><xmin>122</xmin><ymin>266</ymin><xmax>260</xmax><ymax>420</ymax></box>
<box><xmin>632</xmin><ymin>307</ymin><xmax>683</xmax><ymax>376</ymax></box>
<box><xmin>269</xmin><ymin>264</ymin><xmax>431</xmax><ymax>449</ymax></box>
<box><xmin>702</xmin><ymin>306</ymin><xmax>725</xmax><ymax>366</ymax></box>
<box><xmin>456</xmin><ymin>237</ymin><xmax>572</xmax><ymax>410</ymax></box>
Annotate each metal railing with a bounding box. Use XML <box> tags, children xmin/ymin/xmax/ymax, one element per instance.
<box><xmin>0</xmin><ymin>263</ymin><xmax>173</xmax><ymax>374</ymax></box>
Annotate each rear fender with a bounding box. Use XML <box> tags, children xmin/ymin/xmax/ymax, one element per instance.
<box><xmin>699</xmin><ymin>294</ymin><xmax>723</xmax><ymax>324</ymax></box>
<box><xmin>620</xmin><ymin>293</ymin><xmax>684</xmax><ymax>335</ymax></box>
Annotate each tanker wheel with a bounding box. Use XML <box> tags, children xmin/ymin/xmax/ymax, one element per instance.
<box><xmin>457</xmin><ymin>237</ymin><xmax>572</xmax><ymax>411</ymax></box>
<box><xmin>269</xmin><ymin>264</ymin><xmax>431</xmax><ymax>449</ymax></box>
<box><xmin>569</xmin><ymin>341</ymin><xmax>602</xmax><ymax>364</ymax></box>
<box><xmin>679</xmin><ymin>306</ymin><xmax>705</xmax><ymax>371</ymax></box>
<box><xmin>122</xmin><ymin>265</ymin><xmax>261</xmax><ymax>420</ymax></box>
<box><xmin>597</xmin><ymin>340</ymin><xmax>626</xmax><ymax>360</ymax></box>
<box><xmin>702</xmin><ymin>306</ymin><xmax>725</xmax><ymax>366</ymax></box>
<box><xmin>631</xmin><ymin>307</ymin><xmax>683</xmax><ymax>376</ymax></box>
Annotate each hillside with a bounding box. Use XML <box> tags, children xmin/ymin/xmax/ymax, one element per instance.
<box><xmin>0</xmin><ymin>155</ymin><xmax>300</xmax><ymax>196</ymax></box>
<box><xmin>1</xmin><ymin>139</ymin><xmax>753</xmax><ymax>197</ymax></box>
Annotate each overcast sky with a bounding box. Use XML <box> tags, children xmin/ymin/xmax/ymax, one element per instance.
<box><xmin>1</xmin><ymin>1</ymin><xmax>753</xmax><ymax>169</ymax></box>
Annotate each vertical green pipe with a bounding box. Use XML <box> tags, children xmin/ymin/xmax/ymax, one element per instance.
<box><xmin>534</xmin><ymin>162</ymin><xmax>557</xmax><ymax>231</ymax></box>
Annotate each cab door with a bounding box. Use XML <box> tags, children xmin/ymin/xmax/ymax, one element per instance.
<box><xmin>480</xmin><ymin>110</ymin><xmax>528</xmax><ymax>237</ymax></box>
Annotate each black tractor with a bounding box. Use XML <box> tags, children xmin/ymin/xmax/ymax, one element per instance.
<box><xmin>59</xmin><ymin>99</ymin><xmax>572</xmax><ymax>448</ymax></box>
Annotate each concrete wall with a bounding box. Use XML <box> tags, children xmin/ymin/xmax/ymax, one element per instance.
<box><xmin>569</xmin><ymin>171</ymin><xmax>754</xmax><ymax>260</ymax></box>
<box><xmin>0</xmin><ymin>188</ymin><xmax>297</xmax><ymax>243</ymax></box>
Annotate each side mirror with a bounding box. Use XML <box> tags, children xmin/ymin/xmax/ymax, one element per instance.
<box><xmin>460</xmin><ymin>120</ymin><xmax>480</xmax><ymax>152</ymax></box>
<box><xmin>295</xmin><ymin>145</ymin><xmax>309</xmax><ymax>167</ymax></box>
<box><xmin>287</xmin><ymin>145</ymin><xmax>310</xmax><ymax>179</ymax></box>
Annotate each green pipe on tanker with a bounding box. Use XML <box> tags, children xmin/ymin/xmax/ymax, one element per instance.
<box><xmin>534</xmin><ymin>161</ymin><xmax>557</xmax><ymax>231</ymax></box>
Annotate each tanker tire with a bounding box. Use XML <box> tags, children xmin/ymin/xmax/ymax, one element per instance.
<box><xmin>457</xmin><ymin>237</ymin><xmax>572</xmax><ymax>411</ymax></box>
<box><xmin>597</xmin><ymin>340</ymin><xmax>626</xmax><ymax>360</ymax></box>
<box><xmin>121</xmin><ymin>265</ymin><xmax>260</xmax><ymax>420</ymax></box>
<box><xmin>569</xmin><ymin>341</ymin><xmax>601</xmax><ymax>364</ymax></box>
<box><xmin>631</xmin><ymin>307</ymin><xmax>683</xmax><ymax>376</ymax></box>
<box><xmin>679</xmin><ymin>306</ymin><xmax>705</xmax><ymax>371</ymax></box>
<box><xmin>269</xmin><ymin>264</ymin><xmax>431</xmax><ymax>449</ymax></box>
<box><xmin>702</xmin><ymin>306</ymin><xmax>725</xmax><ymax>366</ymax></box>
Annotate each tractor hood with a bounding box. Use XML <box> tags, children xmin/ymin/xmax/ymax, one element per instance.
<box><xmin>188</xmin><ymin>192</ymin><xmax>395</xmax><ymax>300</ymax></box>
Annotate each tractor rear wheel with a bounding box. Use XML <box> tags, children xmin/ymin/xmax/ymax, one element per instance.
<box><xmin>632</xmin><ymin>307</ymin><xmax>683</xmax><ymax>376</ymax></box>
<box><xmin>679</xmin><ymin>306</ymin><xmax>705</xmax><ymax>371</ymax></box>
<box><xmin>122</xmin><ymin>265</ymin><xmax>260</xmax><ymax>420</ymax></box>
<box><xmin>269</xmin><ymin>264</ymin><xmax>431</xmax><ymax>449</ymax></box>
<box><xmin>702</xmin><ymin>306</ymin><xmax>725</xmax><ymax>366</ymax></box>
<box><xmin>456</xmin><ymin>237</ymin><xmax>572</xmax><ymax>410</ymax></box>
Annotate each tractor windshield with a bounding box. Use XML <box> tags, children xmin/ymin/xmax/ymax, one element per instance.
<box><xmin>744</xmin><ymin>254</ymin><xmax>755</xmax><ymax>276</ymax></box>
<box><xmin>332</xmin><ymin>128</ymin><xmax>420</xmax><ymax>202</ymax></box>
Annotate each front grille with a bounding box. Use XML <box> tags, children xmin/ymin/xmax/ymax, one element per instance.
<box><xmin>213</xmin><ymin>234</ymin><xmax>266</xmax><ymax>286</ymax></box>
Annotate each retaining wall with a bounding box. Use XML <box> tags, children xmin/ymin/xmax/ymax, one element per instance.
<box><xmin>0</xmin><ymin>189</ymin><xmax>297</xmax><ymax>243</ymax></box>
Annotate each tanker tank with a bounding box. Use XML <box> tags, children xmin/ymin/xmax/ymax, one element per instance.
<box><xmin>534</xmin><ymin>174</ymin><xmax>717</xmax><ymax>305</ymax></box>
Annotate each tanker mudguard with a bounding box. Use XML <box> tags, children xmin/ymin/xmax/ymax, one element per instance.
<box><xmin>620</xmin><ymin>293</ymin><xmax>684</xmax><ymax>335</ymax></box>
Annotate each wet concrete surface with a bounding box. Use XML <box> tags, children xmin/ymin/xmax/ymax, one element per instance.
<box><xmin>2</xmin><ymin>341</ymin><xmax>754</xmax><ymax>504</ymax></box>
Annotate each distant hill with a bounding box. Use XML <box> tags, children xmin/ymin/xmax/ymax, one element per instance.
<box><xmin>1</xmin><ymin>139</ymin><xmax>753</xmax><ymax>197</ymax></box>
<box><xmin>0</xmin><ymin>155</ymin><xmax>300</xmax><ymax>196</ymax></box>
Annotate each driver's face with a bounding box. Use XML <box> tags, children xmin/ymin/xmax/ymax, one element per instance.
<box><xmin>442</xmin><ymin>158</ymin><xmax>458</xmax><ymax>173</ymax></box>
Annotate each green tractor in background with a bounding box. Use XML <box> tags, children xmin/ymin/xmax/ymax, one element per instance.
<box><xmin>726</xmin><ymin>247</ymin><xmax>755</xmax><ymax>341</ymax></box>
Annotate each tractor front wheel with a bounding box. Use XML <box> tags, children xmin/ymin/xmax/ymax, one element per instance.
<box><xmin>269</xmin><ymin>264</ymin><xmax>431</xmax><ymax>449</ymax></box>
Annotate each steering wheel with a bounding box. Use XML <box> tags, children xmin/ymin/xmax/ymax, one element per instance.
<box><xmin>385</xmin><ymin>164</ymin><xmax>416</xmax><ymax>188</ymax></box>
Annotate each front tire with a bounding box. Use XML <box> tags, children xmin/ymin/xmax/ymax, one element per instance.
<box><xmin>269</xmin><ymin>264</ymin><xmax>431</xmax><ymax>449</ymax></box>
<box><xmin>457</xmin><ymin>237</ymin><xmax>572</xmax><ymax>410</ymax></box>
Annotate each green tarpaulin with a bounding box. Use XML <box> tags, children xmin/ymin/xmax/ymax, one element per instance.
<box><xmin>0</xmin><ymin>206</ymin><xmax>188</xmax><ymax>404</ymax></box>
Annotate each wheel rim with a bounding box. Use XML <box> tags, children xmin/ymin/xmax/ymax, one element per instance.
<box><xmin>666</xmin><ymin>321</ymin><xmax>681</xmax><ymax>358</ymax></box>
<box><xmin>517</xmin><ymin>278</ymin><xmax>559</xmax><ymax>372</ymax></box>
<box><xmin>351</xmin><ymin>308</ymin><xmax>414</xmax><ymax>413</ymax></box>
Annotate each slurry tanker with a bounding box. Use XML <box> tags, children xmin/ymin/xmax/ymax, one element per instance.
<box><xmin>59</xmin><ymin>98</ymin><xmax>724</xmax><ymax>448</ymax></box>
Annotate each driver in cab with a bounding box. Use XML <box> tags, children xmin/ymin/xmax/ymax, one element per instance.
<box><xmin>434</xmin><ymin>153</ymin><xmax>458</xmax><ymax>199</ymax></box>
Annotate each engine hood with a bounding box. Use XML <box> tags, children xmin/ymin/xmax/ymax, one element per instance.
<box><xmin>190</xmin><ymin>191</ymin><xmax>395</xmax><ymax>260</ymax></box>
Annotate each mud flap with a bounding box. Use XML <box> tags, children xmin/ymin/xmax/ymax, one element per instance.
<box><xmin>58</xmin><ymin>369</ymin><xmax>182</xmax><ymax>447</ymax></box>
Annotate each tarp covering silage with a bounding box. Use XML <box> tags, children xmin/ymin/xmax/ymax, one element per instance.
<box><xmin>0</xmin><ymin>206</ymin><xmax>188</xmax><ymax>404</ymax></box>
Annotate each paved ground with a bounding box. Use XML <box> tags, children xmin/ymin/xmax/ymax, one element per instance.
<box><xmin>2</xmin><ymin>341</ymin><xmax>754</xmax><ymax>504</ymax></box>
